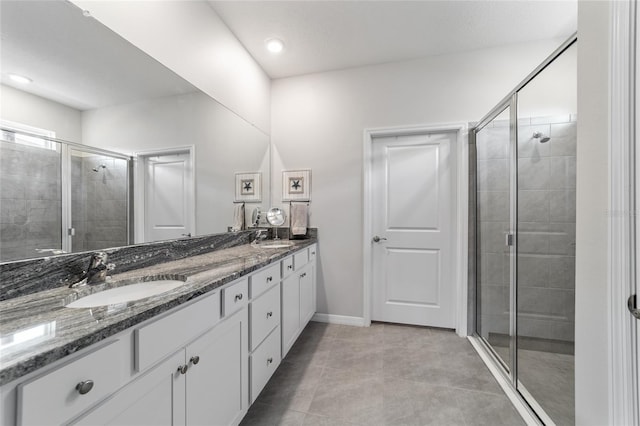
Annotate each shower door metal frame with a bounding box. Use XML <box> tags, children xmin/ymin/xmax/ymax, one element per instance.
<box><xmin>469</xmin><ymin>33</ymin><xmax>578</xmax><ymax>426</ymax></box>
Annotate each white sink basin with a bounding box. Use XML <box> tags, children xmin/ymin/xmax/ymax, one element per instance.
<box><xmin>66</xmin><ymin>280</ymin><xmax>185</xmax><ymax>308</ymax></box>
<box><xmin>258</xmin><ymin>242</ymin><xmax>294</xmax><ymax>249</ymax></box>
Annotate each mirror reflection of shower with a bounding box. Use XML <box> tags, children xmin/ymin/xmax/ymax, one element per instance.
<box><xmin>532</xmin><ymin>131</ymin><xmax>551</xmax><ymax>143</ymax></box>
<box><xmin>92</xmin><ymin>164</ymin><xmax>107</xmax><ymax>172</ymax></box>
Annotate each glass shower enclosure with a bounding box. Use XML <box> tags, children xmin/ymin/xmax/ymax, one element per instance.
<box><xmin>470</xmin><ymin>36</ymin><xmax>577</xmax><ymax>425</ymax></box>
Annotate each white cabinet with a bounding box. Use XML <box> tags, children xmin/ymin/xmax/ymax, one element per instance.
<box><xmin>18</xmin><ymin>339</ymin><xmax>128</xmax><ymax>426</ymax></box>
<box><xmin>5</xmin><ymin>243</ymin><xmax>317</xmax><ymax>426</ymax></box>
<box><xmin>281</xmin><ymin>245</ymin><xmax>317</xmax><ymax>357</ymax></box>
<box><xmin>248</xmin><ymin>270</ymin><xmax>281</xmax><ymax>403</ymax></box>
<box><xmin>75</xmin><ymin>308</ymin><xmax>248</xmax><ymax>426</ymax></box>
<box><xmin>185</xmin><ymin>308</ymin><xmax>248</xmax><ymax>426</ymax></box>
<box><xmin>74</xmin><ymin>351</ymin><xmax>185</xmax><ymax>426</ymax></box>
<box><xmin>281</xmin><ymin>272</ymin><xmax>300</xmax><ymax>356</ymax></box>
<box><xmin>299</xmin><ymin>263</ymin><xmax>314</xmax><ymax>326</ymax></box>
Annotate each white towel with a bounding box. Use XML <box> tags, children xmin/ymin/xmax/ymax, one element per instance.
<box><xmin>231</xmin><ymin>203</ymin><xmax>245</xmax><ymax>232</ymax></box>
<box><xmin>290</xmin><ymin>203</ymin><xmax>308</xmax><ymax>236</ymax></box>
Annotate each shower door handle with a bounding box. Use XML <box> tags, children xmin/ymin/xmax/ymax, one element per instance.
<box><xmin>627</xmin><ymin>295</ymin><xmax>640</xmax><ymax>320</ymax></box>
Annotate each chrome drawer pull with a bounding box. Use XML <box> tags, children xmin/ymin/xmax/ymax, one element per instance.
<box><xmin>287</xmin><ymin>265</ymin><xmax>293</xmax><ymax>270</ymax></box>
<box><xmin>267</xmin><ymin>311</ymin><xmax>273</xmax><ymax>318</ymax></box>
<box><xmin>267</xmin><ymin>357</ymin><xmax>273</xmax><ymax>365</ymax></box>
<box><xmin>190</xmin><ymin>355</ymin><xmax>200</xmax><ymax>365</ymax></box>
<box><xmin>75</xmin><ymin>380</ymin><xmax>94</xmax><ymax>395</ymax></box>
<box><xmin>267</xmin><ymin>276</ymin><xmax>273</xmax><ymax>282</ymax></box>
<box><xmin>177</xmin><ymin>365</ymin><xmax>188</xmax><ymax>375</ymax></box>
<box><xmin>300</xmin><ymin>273</ymin><xmax>306</xmax><ymax>278</ymax></box>
<box><xmin>235</xmin><ymin>293</ymin><xmax>243</xmax><ymax>302</ymax></box>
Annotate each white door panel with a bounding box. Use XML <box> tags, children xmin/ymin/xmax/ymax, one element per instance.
<box><xmin>372</xmin><ymin>132</ymin><xmax>455</xmax><ymax>328</ymax></box>
<box><xmin>144</xmin><ymin>152</ymin><xmax>193</xmax><ymax>242</ymax></box>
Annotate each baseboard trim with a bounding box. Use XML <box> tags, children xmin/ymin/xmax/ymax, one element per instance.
<box><xmin>311</xmin><ymin>313</ymin><xmax>367</xmax><ymax>327</ymax></box>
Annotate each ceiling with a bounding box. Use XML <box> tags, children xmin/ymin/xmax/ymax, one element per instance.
<box><xmin>0</xmin><ymin>1</ymin><xmax>196</xmax><ymax>111</ymax></box>
<box><xmin>208</xmin><ymin>0</ymin><xmax>578</xmax><ymax>79</ymax></box>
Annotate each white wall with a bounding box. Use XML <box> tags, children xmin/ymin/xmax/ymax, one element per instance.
<box><xmin>574</xmin><ymin>1</ymin><xmax>610</xmax><ymax>424</ymax></box>
<box><xmin>0</xmin><ymin>84</ymin><xmax>82</xmax><ymax>142</ymax></box>
<box><xmin>71</xmin><ymin>0</ymin><xmax>271</xmax><ymax>135</ymax></box>
<box><xmin>82</xmin><ymin>92</ymin><xmax>270</xmax><ymax>236</ymax></box>
<box><xmin>271</xmin><ymin>39</ymin><xmax>564</xmax><ymax>318</ymax></box>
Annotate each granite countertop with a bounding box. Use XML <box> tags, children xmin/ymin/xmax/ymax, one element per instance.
<box><xmin>0</xmin><ymin>240</ymin><xmax>315</xmax><ymax>386</ymax></box>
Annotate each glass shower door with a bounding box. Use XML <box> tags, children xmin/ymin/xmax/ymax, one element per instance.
<box><xmin>475</xmin><ymin>106</ymin><xmax>512</xmax><ymax>372</ymax></box>
<box><xmin>69</xmin><ymin>149</ymin><xmax>129</xmax><ymax>252</ymax></box>
<box><xmin>0</xmin><ymin>129</ymin><xmax>63</xmax><ymax>261</ymax></box>
<box><xmin>515</xmin><ymin>42</ymin><xmax>577</xmax><ymax>426</ymax></box>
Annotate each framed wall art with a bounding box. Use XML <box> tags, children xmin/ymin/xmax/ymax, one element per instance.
<box><xmin>282</xmin><ymin>169</ymin><xmax>311</xmax><ymax>201</ymax></box>
<box><xmin>234</xmin><ymin>172</ymin><xmax>261</xmax><ymax>202</ymax></box>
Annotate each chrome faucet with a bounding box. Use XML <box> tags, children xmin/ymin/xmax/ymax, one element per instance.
<box><xmin>252</xmin><ymin>229</ymin><xmax>268</xmax><ymax>244</ymax></box>
<box><xmin>69</xmin><ymin>252</ymin><xmax>115</xmax><ymax>288</ymax></box>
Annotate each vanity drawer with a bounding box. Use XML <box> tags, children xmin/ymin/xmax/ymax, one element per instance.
<box><xmin>222</xmin><ymin>278</ymin><xmax>248</xmax><ymax>317</ymax></box>
<box><xmin>17</xmin><ymin>339</ymin><xmax>126</xmax><ymax>426</ymax></box>
<box><xmin>250</xmin><ymin>326</ymin><xmax>281</xmax><ymax>404</ymax></box>
<box><xmin>250</xmin><ymin>263</ymin><xmax>280</xmax><ymax>299</ymax></box>
<box><xmin>250</xmin><ymin>283</ymin><xmax>280</xmax><ymax>351</ymax></box>
<box><xmin>282</xmin><ymin>256</ymin><xmax>294</xmax><ymax>278</ymax></box>
<box><xmin>293</xmin><ymin>250</ymin><xmax>309</xmax><ymax>270</ymax></box>
<box><xmin>309</xmin><ymin>244</ymin><xmax>317</xmax><ymax>261</ymax></box>
<box><xmin>135</xmin><ymin>291</ymin><xmax>220</xmax><ymax>372</ymax></box>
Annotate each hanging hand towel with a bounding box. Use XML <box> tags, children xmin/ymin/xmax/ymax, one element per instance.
<box><xmin>290</xmin><ymin>203</ymin><xmax>308</xmax><ymax>236</ymax></box>
<box><xmin>231</xmin><ymin>203</ymin><xmax>245</xmax><ymax>232</ymax></box>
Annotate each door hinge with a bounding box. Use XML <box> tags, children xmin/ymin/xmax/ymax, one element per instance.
<box><xmin>506</xmin><ymin>233</ymin><xmax>514</xmax><ymax>247</ymax></box>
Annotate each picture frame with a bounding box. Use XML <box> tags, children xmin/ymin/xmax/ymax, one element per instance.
<box><xmin>282</xmin><ymin>169</ymin><xmax>311</xmax><ymax>201</ymax></box>
<box><xmin>234</xmin><ymin>172</ymin><xmax>261</xmax><ymax>202</ymax></box>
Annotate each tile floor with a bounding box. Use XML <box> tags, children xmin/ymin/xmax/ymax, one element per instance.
<box><xmin>240</xmin><ymin>322</ymin><xmax>525</xmax><ymax>426</ymax></box>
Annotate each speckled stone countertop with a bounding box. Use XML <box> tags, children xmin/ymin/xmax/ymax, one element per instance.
<box><xmin>0</xmin><ymin>240</ymin><xmax>315</xmax><ymax>386</ymax></box>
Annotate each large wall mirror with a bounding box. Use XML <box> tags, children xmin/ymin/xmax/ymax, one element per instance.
<box><xmin>0</xmin><ymin>0</ymin><xmax>270</xmax><ymax>263</ymax></box>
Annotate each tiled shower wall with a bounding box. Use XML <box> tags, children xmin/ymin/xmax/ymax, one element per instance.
<box><xmin>71</xmin><ymin>155</ymin><xmax>128</xmax><ymax>252</ymax></box>
<box><xmin>477</xmin><ymin>115</ymin><xmax>576</xmax><ymax>343</ymax></box>
<box><xmin>0</xmin><ymin>140</ymin><xmax>62</xmax><ymax>262</ymax></box>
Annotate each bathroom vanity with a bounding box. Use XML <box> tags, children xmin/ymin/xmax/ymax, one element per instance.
<box><xmin>0</xmin><ymin>237</ymin><xmax>317</xmax><ymax>426</ymax></box>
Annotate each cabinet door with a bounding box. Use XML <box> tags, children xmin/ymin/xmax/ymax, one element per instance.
<box><xmin>299</xmin><ymin>264</ymin><xmax>315</xmax><ymax>327</ymax></box>
<box><xmin>281</xmin><ymin>274</ymin><xmax>300</xmax><ymax>357</ymax></box>
<box><xmin>73</xmin><ymin>351</ymin><xmax>185</xmax><ymax>426</ymax></box>
<box><xmin>185</xmin><ymin>309</ymin><xmax>248</xmax><ymax>426</ymax></box>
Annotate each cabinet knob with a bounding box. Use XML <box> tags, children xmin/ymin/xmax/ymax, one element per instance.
<box><xmin>267</xmin><ymin>276</ymin><xmax>273</xmax><ymax>282</ymax></box>
<box><xmin>177</xmin><ymin>364</ymin><xmax>188</xmax><ymax>375</ymax></box>
<box><xmin>75</xmin><ymin>380</ymin><xmax>94</xmax><ymax>395</ymax></box>
<box><xmin>267</xmin><ymin>357</ymin><xmax>273</xmax><ymax>365</ymax></box>
<box><xmin>287</xmin><ymin>265</ymin><xmax>293</xmax><ymax>270</ymax></box>
<box><xmin>190</xmin><ymin>355</ymin><xmax>200</xmax><ymax>365</ymax></box>
<box><xmin>311</xmin><ymin>252</ymin><xmax>316</xmax><ymax>255</ymax></box>
<box><xmin>267</xmin><ymin>311</ymin><xmax>273</xmax><ymax>318</ymax></box>
<box><xmin>300</xmin><ymin>273</ymin><xmax>306</xmax><ymax>278</ymax></box>
<box><xmin>235</xmin><ymin>293</ymin><xmax>243</xmax><ymax>302</ymax></box>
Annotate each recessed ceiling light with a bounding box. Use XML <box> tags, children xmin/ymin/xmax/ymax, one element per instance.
<box><xmin>265</xmin><ymin>38</ymin><xmax>284</xmax><ymax>54</ymax></box>
<box><xmin>8</xmin><ymin>74</ymin><xmax>32</xmax><ymax>84</ymax></box>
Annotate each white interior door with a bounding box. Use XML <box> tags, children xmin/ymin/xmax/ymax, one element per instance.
<box><xmin>144</xmin><ymin>152</ymin><xmax>193</xmax><ymax>242</ymax></box>
<box><xmin>371</xmin><ymin>132</ymin><xmax>456</xmax><ymax>328</ymax></box>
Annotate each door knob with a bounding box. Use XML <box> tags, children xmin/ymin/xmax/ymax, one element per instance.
<box><xmin>627</xmin><ymin>294</ymin><xmax>640</xmax><ymax>319</ymax></box>
<box><xmin>372</xmin><ymin>236</ymin><xmax>387</xmax><ymax>243</ymax></box>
